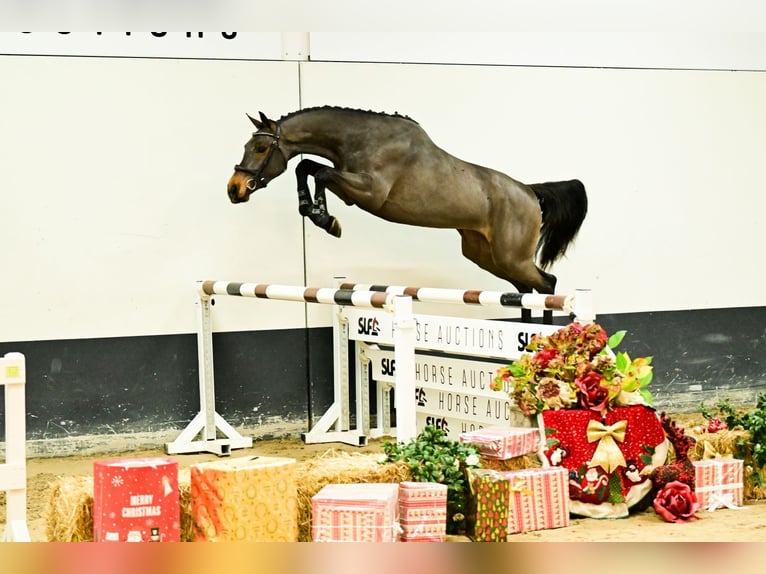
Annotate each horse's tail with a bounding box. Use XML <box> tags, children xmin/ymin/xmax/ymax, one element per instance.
<box><xmin>529</xmin><ymin>179</ymin><xmax>588</xmax><ymax>269</ymax></box>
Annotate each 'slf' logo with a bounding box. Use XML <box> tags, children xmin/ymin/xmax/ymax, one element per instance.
<box><xmin>358</xmin><ymin>316</ymin><xmax>380</xmax><ymax>336</ymax></box>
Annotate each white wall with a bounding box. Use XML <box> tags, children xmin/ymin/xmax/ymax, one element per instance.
<box><xmin>300</xmin><ymin>62</ymin><xmax>766</xmax><ymax>320</ymax></box>
<box><xmin>0</xmin><ymin>56</ymin><xmax>305</xmax><ymax>341</ymax></box>
<box><xmin>2</xmin><ymin>23</ymin><xmax>765</xmax><ymax>342</ymax></box>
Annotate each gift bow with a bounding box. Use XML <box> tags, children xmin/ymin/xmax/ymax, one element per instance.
<box><xmin>509</xmin><ymin>477</ymin><xmax>533</xmax><ymax>497</ymax></box>
<box><xmin>586</xmin><ymin>419</ymin><xmax>628</xmax><ymax>473</ymax></box>
<box><xmin>706</xmin><ymin>491</ymin><xmax>742</xmax><ymax>512</ymax></box>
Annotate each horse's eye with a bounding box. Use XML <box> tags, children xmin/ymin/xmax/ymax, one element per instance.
<box><xmin>255</xmin><ymin>144</ymin><xmax>269</xmax><ymax>154</ymax></box>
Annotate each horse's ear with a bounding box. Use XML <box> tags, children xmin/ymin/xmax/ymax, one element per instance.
<box><xmin>258</xmin><ymin>111</ymin><xmax>278</xmax><ymax>132</ymax></box>
<box><xmin>246</xmin><ymin>113</ymin><xmax>263</xmax><ymax>130</ymax></box>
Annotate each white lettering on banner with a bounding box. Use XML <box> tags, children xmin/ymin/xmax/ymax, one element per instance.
<box><xmin>415</xmin><ymin>387</ymin><xmax>513</xmax><ymax>426</ymax></box>
<box><xmin>345</xmin><ymin>308</ymin><xmax>558</xmax><ymax>360</ymax></box>
<box><xmin>369</xmin><ymin>349</ymin><xmax>511</xmax><ymax>397</ymax></box>
<box><xmin>0</xmin><ymin>32</ymin><xmax>280</xmax><ymax>60</ymax></box>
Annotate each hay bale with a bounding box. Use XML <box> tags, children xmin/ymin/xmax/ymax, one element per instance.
<box><xmin>45</xmin><ymin>469</ymin><xmax>194</xmax><ymax>542</ymax></box>
<box><xmin>295</xmin><ymin>449</ymin><xmax>411</xmax><ymax>542</ymax></box>
<box><xmin>478</xmin><ymin>453</ymin><xmax>542</xmax><ymax>472</ymax></box>
<box><xmin>45</xmin><ymin>476</ymin><xmax>93</xmax><ymax>542</ymax></box>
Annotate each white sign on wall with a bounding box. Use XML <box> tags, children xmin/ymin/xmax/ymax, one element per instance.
<box><xmin>0</xmin><ymin>32</ymin><xmax>280</xmax><ymax>59</ymax></box>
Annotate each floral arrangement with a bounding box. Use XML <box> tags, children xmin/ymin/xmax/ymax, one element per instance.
<box><xmin>381</xmin><ymin>425</ymin><xmax>481</xmax><ymax>534</ymax></box>
<box><xmin>491</xmin><ymin>322</ymin><xmax>653</xmax><ymax>416</ymax></box>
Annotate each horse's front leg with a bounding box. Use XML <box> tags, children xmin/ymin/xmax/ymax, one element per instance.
<box><xmin>295</xmin><ymin>159</ymin><xmax>341</xmax><ymax>237</ymax></box>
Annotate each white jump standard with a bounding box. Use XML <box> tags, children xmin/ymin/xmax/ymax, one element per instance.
<box><xmin>166</xmin><ymin>281</ymin><xmax>413</xmax><ymax>456</ymax></box>
<box><xmin>1</xmin><ymin>352</ymin><xmax>30</xmax><ymax>542</ymax></box>
<box><xmin>168</xmin><ymin>278</ymin><xmax>593</xmax><ymax>453</ymax></box>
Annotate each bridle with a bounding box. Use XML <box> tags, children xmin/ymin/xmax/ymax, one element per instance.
<box><xmin>233</xmin><ymin>124</ymin><xmax>287</xmax><ymax>190</ymax></box>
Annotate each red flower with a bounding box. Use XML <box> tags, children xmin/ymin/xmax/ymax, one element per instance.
<box><xmin>532</xmin><ymin>348</ymin><xmax>559</xmax><ymax>369</ymax></box>
<box><xmin>653</xmin><ymin>481</ymin><xmax>700</xmax><ymax>523</ymax></box>
<box><xmin>575</xmin><ymin>371</ymin><xmax>609</xmax><ymax>412</ymax></box>
<box><xmin>582</xmin><ymin>324</ymin><xmax>608</xmax><ymax>354</ymax></box>
<box><xmin>706</xmin><ymin>417</ymin><xmax>729</xmax><ymax>433</ymax></box>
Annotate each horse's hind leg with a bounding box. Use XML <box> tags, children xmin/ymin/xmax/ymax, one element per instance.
<box><xmin>295</xmin><ymin>159</ymin><xmax>341</xmax><ymax>237</ymax></box>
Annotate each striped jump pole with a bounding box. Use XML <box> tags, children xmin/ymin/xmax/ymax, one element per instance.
<box><xmin>200</xmin><ymin>280</ymin><xmax>395</xmax><ymax>308</ymax></box>
<box><xmin>166</xmin><ymin>281</ymin><xmax>417</xmax><ymax>455</ymax></box>
<box><xmin>338</xmin><ymin>282</ymin><xmax>594</xmax><ymax>322</ymax></box>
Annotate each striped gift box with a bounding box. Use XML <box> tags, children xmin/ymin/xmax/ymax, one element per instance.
<box><xmin>693</xmin><ymin>459</ymin><xmax>744</xmax><ymax>511</ymax></box>
<box><xmin>311</xmin><ymin>483</ymin><xmax>399</xmax><ymax>542</ymax></box>
<box><xmin>468</xmin><ymin>467</ymin><xmax>569</xmax><ymax>541</ymax></box>
<box><xmin>459</xmin><ymin>426</ymin><xmax>540</xmax><ymax>460</ymax></box>
<box><xmin>398</xmin><ymin>482</ymin><xmax>447</xmax><ymax>542</ymax></box>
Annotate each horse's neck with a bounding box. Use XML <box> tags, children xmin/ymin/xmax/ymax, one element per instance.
<box><xmin>280</xmin><ymin>112</ymin><xmax>357</xmax><ymax>163</ymax></box>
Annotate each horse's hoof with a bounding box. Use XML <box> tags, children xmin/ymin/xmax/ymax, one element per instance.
<box><xmin>326</xmin><ymin>217</ymin><xmax>342</xmax><ymax>238</ymax></box>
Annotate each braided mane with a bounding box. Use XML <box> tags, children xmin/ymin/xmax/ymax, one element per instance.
<box><xmin>279</xmin><ymin>106</ymin><xmax>418</xmax><ymax>125</ymax></box>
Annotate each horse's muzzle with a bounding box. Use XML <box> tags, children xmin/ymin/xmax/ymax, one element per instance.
<box><xmin>227</xmin><ymin>174</ymin><xmax>255</xmax><ymax>203</ymax></box>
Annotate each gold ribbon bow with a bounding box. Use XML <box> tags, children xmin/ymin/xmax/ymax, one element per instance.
<box><xmin>703</xmin><ymin>442</ymin><xmax>733</xmax><ymax>460</ymax></box>
<box><xmin>586</xmin><ymin>419</ymin><xmax>628</xmax><ymax>473</ymax></box>
<box><xmin>509</xmin><ymin>477</ymin><xmax>533</xmax><ymax>497</ymax></box>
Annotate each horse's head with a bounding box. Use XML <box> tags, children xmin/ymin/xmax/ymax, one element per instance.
<box><xmin>227</xmin><ymin>112</ymin><xmax>288</xmax><ymax>203</ymax></box>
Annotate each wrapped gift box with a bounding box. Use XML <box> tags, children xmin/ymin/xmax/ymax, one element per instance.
<box><xmin>190</xmin><ymin>455</ymin><xmax>297</xmax><ymax>542</ymax></box>
<box><xmin>398</xmin><ymin>481</ymin><xmax>447</xmax><ymax>542</ymax></box>
<box><xmin>311</xmin><ymin>483</ymin><xmax>399</xmax><ymax>542</ymax></box>
<box><xmin>93</xmin><ymin>457</ymin><xmax>180</xmax><ymax>542</ymax></box>
<box><xmin>693</xmin><ymin>458</ymin><xmax>744</xmax><ymax>511</ymax></box>
<box><xmin>468</xmin><ymin>467</ymin><xmax>569</xmax><ymax>541</ymax></box>
<box><xmin>459</xmin><ymin>426</ymin><xmax>540</xmax><ymax>460</ymax></box>
<box><xmin>539</xmin><ymin>405</ymin><xmax>669</xmax><ymax>518</ymax></box>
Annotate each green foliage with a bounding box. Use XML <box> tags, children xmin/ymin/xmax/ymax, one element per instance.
<box><xmin>607</xmin><ymin>330</ymin><xmax>626</xmax><ymax>350</ymax></box>
<box><xmin>381</xmin><ymin>425</ymin><xmax>481</xmax><ymax>534</ymax></box>
<box><xmin>701</xmin><ymin>393</ymin><xmax>766</xmax><ymax>476</ymax></box>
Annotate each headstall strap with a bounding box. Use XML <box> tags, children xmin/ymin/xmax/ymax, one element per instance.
<box><xmin>234</xmin><ymin>124</ymin><xmax>284</xmax><ymax>183</ymax></box>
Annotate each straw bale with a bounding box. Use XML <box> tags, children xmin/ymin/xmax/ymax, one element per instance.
<box><xmin>478</xmin><ymin>453</ymin><xmax>542</xmax><ymax>472</ymax></box>
<box><xmin>45</xmin><ymin>469</ymin><xmax>193</xmax><ymax>542</ymax></box>
<box><xmin>45</xmin><ymin>476</ymin><xmax>94</xmax><ymax>542</ymax></box>
<box><xmin>294</xmin><ymin>449</ymin><xmax>411</xmax><ymax>542</ymax></box>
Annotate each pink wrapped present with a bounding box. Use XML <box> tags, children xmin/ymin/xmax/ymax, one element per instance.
<box><xmin>459</xmin><ymin>426</ymin><xmax>540</xmax><ymax>460</ymax></box>
<box><xmin>693</xmin><ymin>459</ymin><xmax>744</xmax><ymax>511</ymax></box>
<box><xmin>311</xmin><ymin>483</ymin><xmax>399</xmax><ymax>542</ymax></box>
<box><xmin>398</xmin><ymin>482</ymin><xmax>447</xmax><ymax>542</ymax></box>
<box><xmin>468</xmin><ymin>467</ymin><xmax>569</xmax><ymax>541</ymax></box>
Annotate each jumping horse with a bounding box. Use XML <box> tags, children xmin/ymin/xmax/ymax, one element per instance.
<box><xmin>227</xmin><ymin>107</ymin><xmax>588</xmax><ymax>323</ymax></box>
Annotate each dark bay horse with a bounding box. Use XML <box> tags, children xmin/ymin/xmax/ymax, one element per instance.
<box><xmin>227</xmin><ymin>107</ymin><xmax>587</xmax><ymax>317</ymax></box>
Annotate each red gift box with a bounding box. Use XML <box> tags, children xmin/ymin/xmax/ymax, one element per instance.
<box><xmin>459</xmin><ymin>426</ymin><xmax>540</xmax><ymax>460</ymax></box>
<box><xmin>693</xmin><ymin>458</ymin><xmax>744</xmax><ymax>511</ymax></box>
<box><xmin>311</xmin><ymin>483</ymin><xmax>399</xmax><ymax>542</ymax></box>
<box><xmin>468</xmin><ymin>467</ymin><xmax>569</xmax><ymax>541</ymax></box>
<box><xmin>398</xmin><ymin>481</ymin><xmax>447</xmax><ymax>542</ymax></box>
<box><xmin>93</xmin><ymin>457</ymin><xmax>180</xmax><ymax>542</ymax></box>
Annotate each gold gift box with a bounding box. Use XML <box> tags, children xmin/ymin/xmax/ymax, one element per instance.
<box><xmin>190</xmin><ymin>455</ymin><xmax>298</xmax><ymax>542</ymax></box>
